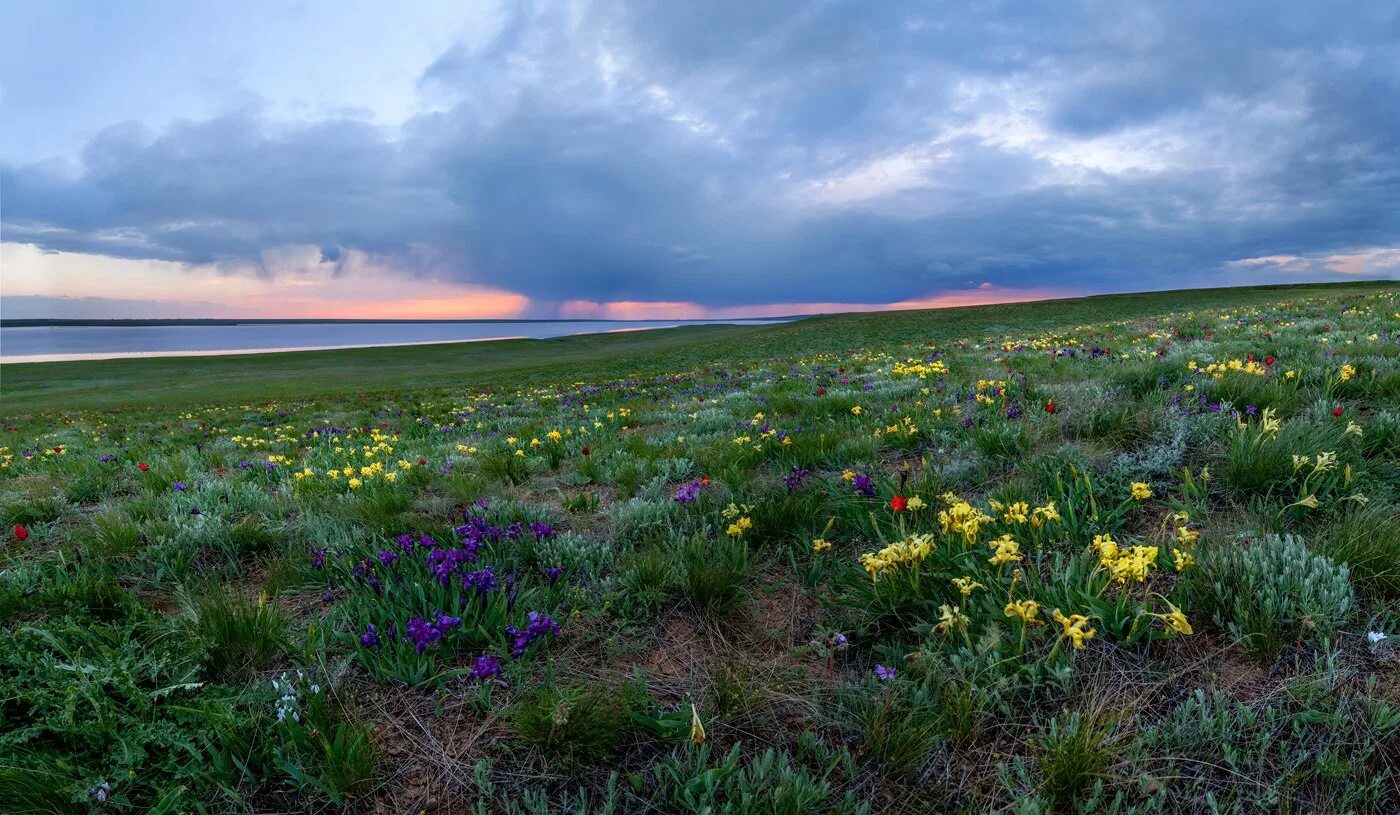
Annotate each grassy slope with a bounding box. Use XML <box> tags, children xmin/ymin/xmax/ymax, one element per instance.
<box><xmin>3</xmin><ymin>280</ymin><xmax>1394</xmax><ymax>412</ymax></box>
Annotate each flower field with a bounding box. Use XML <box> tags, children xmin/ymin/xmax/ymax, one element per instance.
<box><xmin>3</xmin><ymin>283</ymin><xmax>1400</xmax><ymax>813</ymax></box>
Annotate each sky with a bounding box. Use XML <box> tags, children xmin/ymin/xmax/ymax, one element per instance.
<box><xmin>1</xmin><ymin>0</ymin><xmax>1398</xmax><ymax>320</ymax></box>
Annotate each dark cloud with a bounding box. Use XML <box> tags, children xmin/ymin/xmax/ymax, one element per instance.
<box><xmin>3</xmin><ymin>0</ymin><xmax>1397</xmax><ymax>310</ymax></box>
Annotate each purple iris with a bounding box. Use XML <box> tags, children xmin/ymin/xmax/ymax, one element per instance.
<box><xmin>469</xmin><ymin>654</ymin><xmax>502</xmax><ymax>682</ymax></box>
<box><xmin>359</xmin><ymin>623</ymin><xmax>381</xmax><ymax>648</ymax></box>
<box><xmin>674</xmin><ymin>481</ymin><xmax>702</xmax><ymax>503</ymax></box>
<box><xmin>875</xmin><ymin>664</ymin><xmax>896</xmax><ymax>682</ymax></box>
<box><xmin>545</xmin><ymin>565</ymin><xmax>564</xmax><ymax>585</ymax></box>
<box><xmin>172</xmin><ymin>481</ymin><xmax>187</xmax><ymax>492</ymax></box>
<box><xmin>783</xmin><ymin>466</ymin><xmax>811</xmax><ymax>491</ymax></box>
<box><xmin>463</xmin><ymin>566</ymin><xmax>497</xmax><ymax>594</ymax></box>
<box><xmin>852</xmin><ymin>473</ymin><xmax>875</xmax><ymax>498</ymax></box>
<box><xmin>505</xmin><ymin>611</ymin><xmax>559</xmax><ymax>658</ymax></box>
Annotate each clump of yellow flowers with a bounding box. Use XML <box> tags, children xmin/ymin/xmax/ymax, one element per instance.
<box><xmin>1092</xmin><ymin>533</ymin><xmax>1160</xmax><ymax>584</ymax></box>
<box><xmin>859</xmin><ymin>534</ymin><xmax>936</xmax><ymax>580</ymax></box>
<box><xmin>722</xmin><ymin>503</ymin><xmax>753</xmax><ymax>538</ymax></box>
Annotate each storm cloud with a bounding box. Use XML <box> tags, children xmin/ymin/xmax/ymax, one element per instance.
<box><xmin>3</xmin><ymin>0</ymin><xmax>1397</xmax><ymax>312</ymax></box>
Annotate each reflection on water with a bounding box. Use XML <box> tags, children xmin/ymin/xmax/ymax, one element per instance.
<box><xmin>0</xmin><ymin>320</ymin><xmax>783</xmax><ymax>363</ymax></box>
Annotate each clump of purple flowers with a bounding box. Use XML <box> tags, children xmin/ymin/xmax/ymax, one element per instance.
<box><xmin>506</xmin><ymin>611</ymin><xmax>559</xmax><ymax>658</ymax></box>
<box><xmin>463</xmin><ymin>565</ymin><xmax>498</xmax><ymax>594</ymax></box>
<box><xmin>405</xmin><ymin>612</ymin><xmax>463</xmax><ymax>653</ymax></box>
<box><xmin>468</xmin><ymin>653</ymin><xmax>501</xmax><ymax>682</ymax></box>
<box><xmin>359</xmin><ymin>623</ymin><xmax>381</xmax><ymax>648</ymax></box>
<box><xmin>674</xmin><ymin>480</ymin><xmax>702</xmax><ymax>503</ymax></box>
<box><xmin>783</xmin><ymin>465</ymin><xmax>811</xmax><ymax>491</ymax></box>
<box><xmin>851</xmin><ymin>473</ymin><xmax>875</xmax><ymax>497</ymax></box>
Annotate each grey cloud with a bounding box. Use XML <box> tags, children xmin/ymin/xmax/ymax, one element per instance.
<box><xmin>3</xmin><ymin>0</ymin><xmax>1397</xmax><ymax>311</ymax></box>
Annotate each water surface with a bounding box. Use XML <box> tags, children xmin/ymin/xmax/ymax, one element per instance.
<box><xmin>0</xmin><ymin>320</ymin><xmax>781</xmax><ymax>363</ymax></box>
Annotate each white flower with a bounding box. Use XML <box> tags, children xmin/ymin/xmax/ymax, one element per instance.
<box><xmin>1367</xmin><ymin>631</ymin><xmax>1388</xmax><ymax>644</ymax></box>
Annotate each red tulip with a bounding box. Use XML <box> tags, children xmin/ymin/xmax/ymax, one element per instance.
<box><xmin>890</xmin><ymin>495</ymin><xmax>908</xmax><ymax>513</ymax></box>
<box><xmin>1333</xmin><ymin>406</ymin><xmax>1344</xmax><ymax>417</ymax></box>
<box><xmin>581</xmin><ymin>445</ymin><xmax>590</xmax><ymax>456</ymax></box>
<box><xmin>1264</xmin><ymin>356</ymin><xmax>1275</xmax><ymax>366</ymax></box>
<box><xmin>13</xmin><ymin>524</ymin><xmax>28</xmax><ymax>542</ymax></box>
<box><xmin>418</xmin><ymin>457</ymin><xmax>427</xmax><ymax>466</ymax></box>
<box><xmin>816</xmin><ymin>386</ymin><xmax>826</xmax><ymax>396</ymax></box>
<box><xmin>1247</xmin><ymin>353</ymin><xmax>1255</xmax><ymax>362</ymax></box>
<box><xmin>137</xmin><ymin>462</ymin><xmax>150</xmax><ymax>472</ymax></box>
<box><xmin>1045</xmin><ymin>401</ymin><xmax>1057</xmax><ymax>414</ymax></box>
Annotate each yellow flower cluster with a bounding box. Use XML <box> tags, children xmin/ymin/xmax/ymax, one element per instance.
<box><xmin>858</xmin><ymin>533</ymin><xmax>936</xmax><ymax>580</ymax></box>
<box><xmin>891</xmin><ymin>357</ymin><xmax>949</xmax><ymax>378</ymax></box>
<box><xmin>1004</xmin><ymin>599</ymin><xmax>1042</xmax><ymax>625</ymax></box>
<box><xmin>1130</xmin><ymin>482</ymin><xmax>1152</xmax><ymax>500</ymax></box>
<box><xmin>1092</xmin><ymin>533</ymin><xmax>1158</xmax><ymax>583</ymax></box>
<box><xmin>1189</xmin><ymin>358</ymin><xmax>1267</xmax><ymax>378</ymax></box>
<box><xmin>987</xmin><ymin>533</ymin><xmax>1023</xmax><ymax>567</ymax></box>
<box><xmin>875</xmin><ymin>415</ymin><xmax>919</xmax><ymax>438</ymax></box>
<box><xmin>974</xmin><ymin>378</ymin><xmax>1007</xmax><ymax>406</ymax></box>
<box><xmin>938</xmin><ymin>494</ymin><xmax>993</xmax><ymax>544</ymax></box>
<box><xmin>1052</xmin><ymin>609</ymin><xmax>1097</xmax><ymax>650</ymax></box>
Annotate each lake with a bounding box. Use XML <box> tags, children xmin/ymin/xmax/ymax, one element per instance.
<box><xmin>0</xmin><ymin>320</ymin><xmax>784</xmax><ymax>363</ymax></box>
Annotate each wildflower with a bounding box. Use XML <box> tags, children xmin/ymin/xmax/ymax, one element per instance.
<box><xmin>906</xmin><ymin>495</ymin><xmax>926</xmax><ymax>511</ymax></box>
<box><xmin>889</xmin><ymin>495</ymin><xmax>908</xmax><ymax>513</ymax></box>
<box><xmin>359</xmin><ymin>623</ymin><xmax>381</xmax><ymax>648</ymax></box>
<box><xmin>850</xmin><ymin>405</ymin><xmax>863</xmax><ymax>416</ymax></box>
<box><xmin>469</xmin><ymin>654</ymin><xmax>502</xmax><ymax>682</ymax></box>
<box><xmin>1154</xmin><ymin>600</ymin><xmax>1193</xmax><ymax>636</ymax></box>
<box><xmin>1286</xmin><ymin>494</ymin><xmax>1319</xmax><ymax>510</ymax></box>
<box><xmin>1333</xmin><ymin>406</ymin><xmax>1344</xmax><ymax>417</ymax></box>
<box><xmin>506</xmin><ymin>611</ymin><xmax>559</xmax><ymax>657</ymax></box>
<box><xmin>172</xmin><ymin>481</ymin><xmax>187</xmax><ymax>492</ymax></box>
<box><xmin>951</xmin><ymin>576</ymin><xmax>985</xmax><ymax>597</ymax></box>
<box><xmin>90</xmin><ymin>782</ymin><xmax>112</xmax><ymax>803</ymax></box>
<box><xmin>544</xmin><ymin>565</ymin><xmax>564</xmax><ymax>585</ymax></box>
<box><xmin>933</xmin><ymin>603</ymin><xmax>970</xmax><ymax>635</ymax></box>
<box><xmin>851</xmin><ymin>473</ymin><xmax>875</xmax><ymax>497</ymax></box>
<box><xmin>1052</xmin><ymin>609</ymin><xmax>1096</xmax><ymax>650</ymax></box>
<box><xmin>841</xmin><ymin>470</ymin><xmax>856</xmax><ymax>482</ymax></box>
<box><xmin>348</xmin><ymin>477</ymin><xmax>363</xmax><ymax>489</ymax></box>
<box><xmin>812</xmin><ymin>538</ymin><xmax>832</xmax><ymax>553</ymax></box>
<box><xmin>988</xmin><ymin>534</ymin><xmax>1022</xmax><ymax>567</ymax></box>
<box><xmin>1088</xmin><ymin>533</ymin><xmax>1117</xmax><ymax>566</ymax></box>
<box><xmin>1174</xmin><ymin>525</ymin><xmax>1199</xmax><ymax>546</ymax></box>
<box><xmin>1173</xmin><ymin>548</ymin><xmax>1195</xmax><ymax>571</ymax></box>
<box><xmin>1131</xmin><ymin>482</ymin><xmax>1152</xmax><ymax>500</ymax></box>
<box><xmin>874</xmin><ymin>664</ymin><xmax>896</xmax><ymax>681</ymax></box>
<box><xmin>726</xmin><ymin>516</ymin><xmax>753</xmax><ymax>537</ymax></box>
<box><xmin>1000</xmin><ymin>501</ymin><xmax>1030</xmax><ymax>524</ymax></box>
<box><xmin>690</xmin><ymin>703</ymin><xmax>706</xmax><ymax>745</ymax></box>
<box><xmin>1004</xmin><ymin>599</ymin><xmax>1042</xmax><ymax>625</ymax></box>
<box><xmin>1368</xmin><ymin>631</ymin><xmax>1388</xmax><ymax>644</ymax></box>
<box><xmin>1044</xmin><ymin>401</ymin><xmax>1056</xmax><ymax>414</ymax></box>
<box><xmin>13</xmin><ymin>524</ymin><xmax>28</xmax><ymax>542</ymax></box>
<box><xmin>1345</xmin><ymin>421</ymin><xmax>1363</xmax><ymax>436</ymax></box>
<box><xmin>674</xmin><ymin>481</ymin><xmax>701</xmax><ymax>503</ymax></box>
<box><xmin>1031</xmin><ymin>501</ymin><xmax>1061</xmax><ymax>526</ymax></box>
<box><xmin>137</xmin><ymin>462</ymin><xmax>150</xmax><ymax>471</ymax></box>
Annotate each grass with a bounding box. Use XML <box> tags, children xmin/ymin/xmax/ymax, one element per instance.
<box><xmin>2</xmin><ymin>280</ymin><xmax>1399</xmax><ymax>813</ymax></box>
